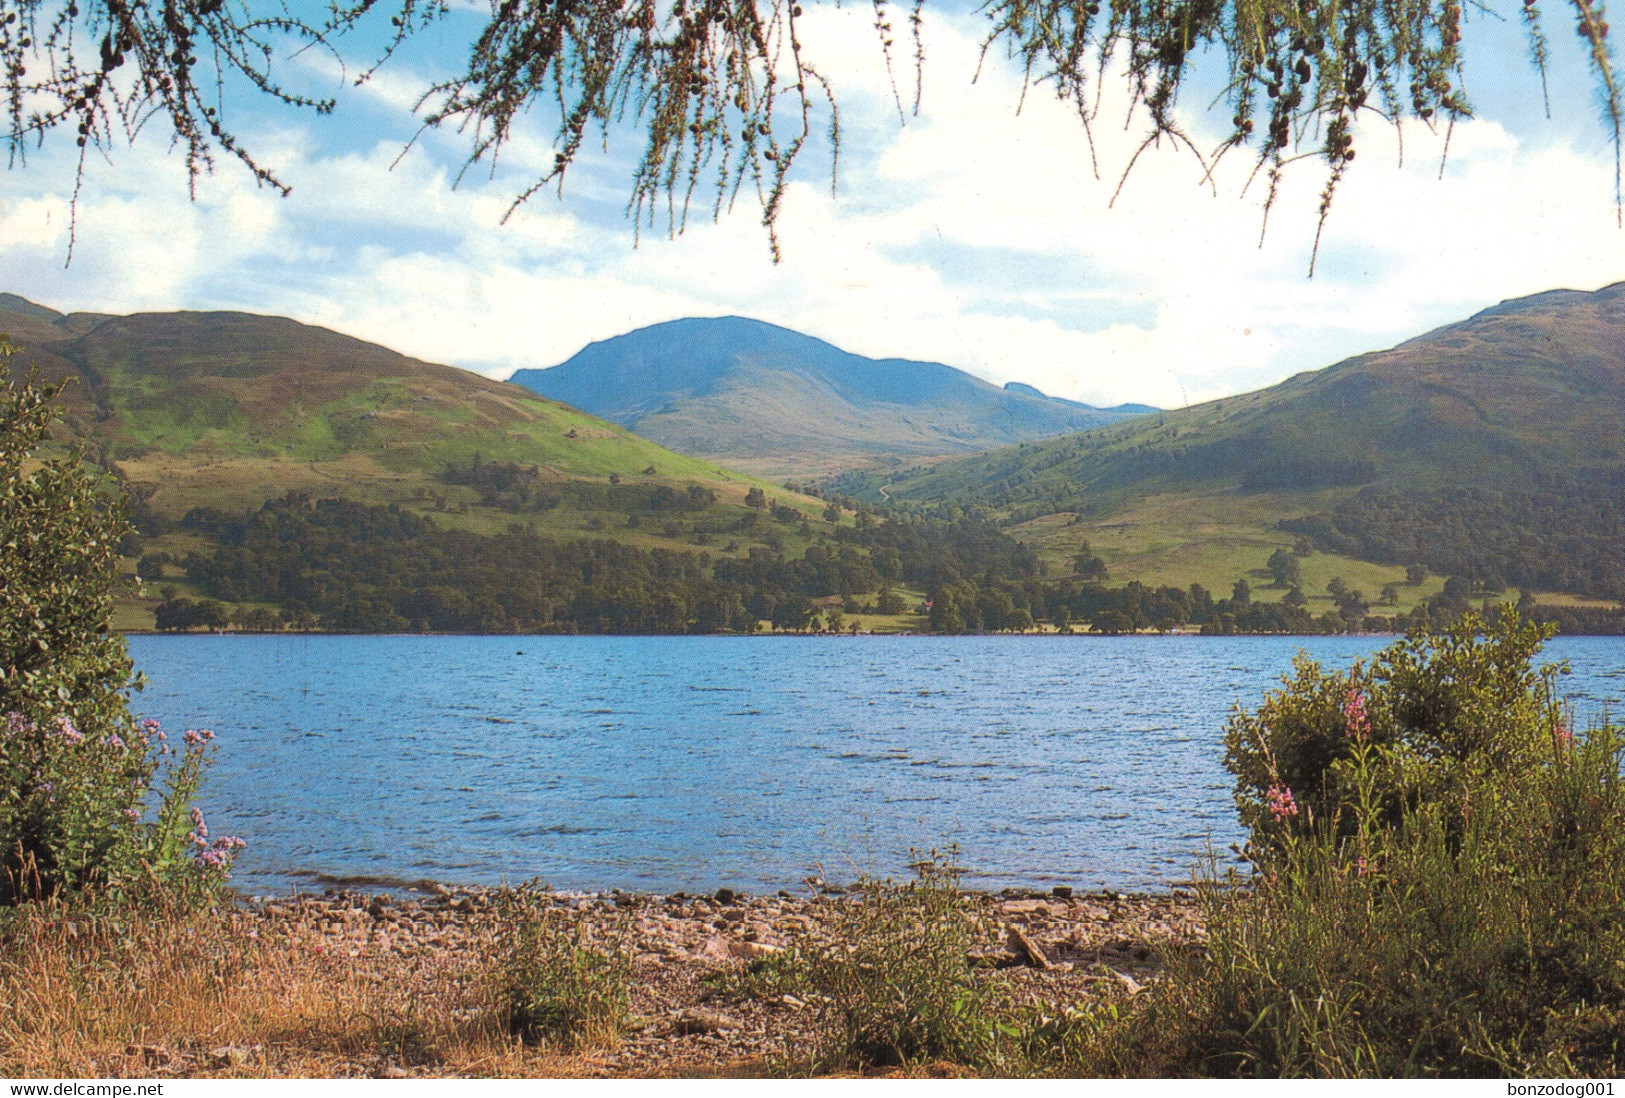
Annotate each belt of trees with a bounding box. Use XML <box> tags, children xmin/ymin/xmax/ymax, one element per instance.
<box><xmin>160</xmin><ymin>492</ymin><xmax>1037</xmax><ymax>634</ymax></box>
<box><xmin>1283</xmin><ymin>483</ymin><xmax>1625</xmax><ymax>601</ymax></box>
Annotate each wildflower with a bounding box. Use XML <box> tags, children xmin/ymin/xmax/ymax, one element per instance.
<box><xmin>1355</xmin><ymin>854</ymin><xmax>1373</xmax><ymax>877</ymax></box>
<box><xmin>3</xmin><ymin>711</ymin><xmax>26</xmax><ymax>736</ymax></box>
<box><xmin>183</xmin><ymin>728</ymin><xmax>216</xmax><ymax>748</ymax></box>
<box><xmin>123</xmin><ymin>808</ymin><xmax>141</xmax><ymax>821</ymax></box>
<box><xmin>57</xmin><ymin>716</ymin><xmax>83</xmax><ymax>744</ymax></box>
<box><xmin>1556</xmin><ymin>718</ymin><xmax>1575</xmax><ymax>747</ymax></box>
<box><xmin>1343</xmin><ymin>687</ymin><xmax>1370</xmax><ymax>740</ymax></box>
<box><xmin>103</xmin><ymin>733</ymin><xmax>125</xmax><ymax>750</ymax></box>
<box><xmin>194</xmin><ymin>835</ymin><xmax>245</xmax><ymax>875</ymax></box>
<box><xmin>1265</xmin><ymin>785</ymin><xmax>1299</xmax><ymax>822</ymax></box>
<box><xmin>141</xmin><ymin>718</ymin><xmax>161</xmax><ymax>735</ymax></box>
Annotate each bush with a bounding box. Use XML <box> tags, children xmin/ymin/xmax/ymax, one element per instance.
<box><xmin>1088</xmin><ymin>610</ymin><xmax>1625</xmax><ymax>1077</ymax></box>
<box><xmin>798</xmin><ymin>853</ymin><xmax>1015</xmax><ymax>1071</ymax></box>
<box><xmin>491</xmin><ymin>888</ymin><xmax>632</xmax><ymax>1050</ymax></box>
<box><xmin>0</xmin><ymin>349</ymin><xmax>239</xmax><ymax>905</ymax></box>
<box><xmin>1224</xmin><ymin>610</ymin><xmax>1560</xmax><ymax>861</ymax></box>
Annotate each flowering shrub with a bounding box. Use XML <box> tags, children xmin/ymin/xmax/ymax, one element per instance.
<box><xmin>0</xmin><ymin>348</ymin><xmax>240</xmax><ymax>905</ymax></box>
<box><xmin>0</xmin><ymin>713</ymin><xmax>242</xmax><ymax>903</ymax></box>
<box><xmin>1223</xmin><ymin>610</ymin><xmax>1560</xmax><ymax>861</ymax></box>
<box><xmin>1074</xmin><ymin>610</ymin><xmax>1625</xmax><ymax>1077</ymax></box>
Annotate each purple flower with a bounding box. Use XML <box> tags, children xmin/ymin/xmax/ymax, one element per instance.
<box><xmin>1343</xmin><ymin>688</ymin><xmax>1370</xmax><ymax>740</ymax></box>
<box><xmin>57</xmin><ymin>716</ymin><xmax>83</xmax><ymax>744</ymax></box>
<box><xmin>104</xmin><ymin>733</ymin><xmax>125</xmax><ymax>750</ymax></box>
<box><xmin>1265</xmin><ymin>785</ymin><xmax>1299</xmax><ymax>822</ymax></box>
<box><xmin>4</xmin><ymin>712</ymin><xmax>26</xmax><ymax>736</ymax></box>
<box><xmin>193</xmin><ymin>835</ymin><xmax>245</xmax><ymax>875</ymax></box>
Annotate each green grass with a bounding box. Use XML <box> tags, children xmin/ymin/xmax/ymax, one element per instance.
<box><xmin>490</xmin><ymin>889</ymin><xmax>634</xmax><ymax>1052</ymax></box>
<box><xmin>1020</xmin><ymin>491</ymin><xmax>1450</xmax><ymax>612</ymax></box>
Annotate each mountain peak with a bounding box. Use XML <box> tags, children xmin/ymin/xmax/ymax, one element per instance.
<box><xmin>511</xmin><ymin>317</ymin><xmax>1150</xmax><ymax>478</ymax></box>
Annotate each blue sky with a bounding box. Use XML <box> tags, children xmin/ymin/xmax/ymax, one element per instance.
<box><xmin>2</xmin><ymin>0</ymin><xmax>1623</xmax><ymax>409</ymax></box>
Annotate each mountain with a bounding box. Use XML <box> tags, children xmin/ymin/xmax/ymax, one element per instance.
<box><xmin>1003</xmin><ymin>381</ymin><xmax>1158</xmax><ymax>416</ymax></box>
<box><xmin>508</xmin><ymin>316</ymin><xmax>1150</xmax><ymax>478</ymax></box>
<box><xmin>0</xmin><ymin>296</ymin><xmax>844</xmax><ymax>628</ymax></box>
<box><xmin>0</xmin><ymin>297</ymin><xmax>790</xmax><ymax>513</ymax></box>
<box><xmin>846</xmin><ymin>283</ymin><xmax>1625</xmax><ymax>602</ymax></box>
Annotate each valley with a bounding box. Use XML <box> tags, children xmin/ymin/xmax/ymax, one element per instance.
<box><xmin>3</xmin><ymin>284</ymin><xmax>1621</xmax><ymax>636</ymax></box>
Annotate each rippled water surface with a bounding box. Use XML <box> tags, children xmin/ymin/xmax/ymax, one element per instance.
<box><xmin>126</xmin><ymin>635</ymin><xmax>1625</xmax><ymax>894</ymax></box>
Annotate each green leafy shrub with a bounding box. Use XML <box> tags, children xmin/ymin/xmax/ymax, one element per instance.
<box><xmin>1085</xmin><ymin>610</ymin><xmax>1625</xmax><ymax>1077</ymax></box>
<box><xmin>1224</xmin><ymin>611</ymin><xmax>1560</xmax><ymax>860</ymax></box>
<box><xmin>491</xmin><ymin>889</ymin><xmax>632</xmax><ymax>1050</ymax></box>
<box><xmin>799</xmin><ymin>853</ymin><xmax>1016</xmax><ymax>1071</ymax></box>
<box><xmin>0</xmin><ymin>349</ymin><xmax>239</xmax><ymax>905</ymax></box>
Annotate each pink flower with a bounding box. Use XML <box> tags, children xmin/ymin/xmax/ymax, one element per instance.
<box><xmin>194</xmin><ymin>835</ymin><xmax>246</xmax><ymax>875</ymax></box>
<box><xmin>183</xmin><ymin>728</ymin><xmax>216</xmax><ymax>748</ymax></box>
<box><xmin>1355</xmin><ymin>855</ymin><xmax>1373</xmax><ymax>877</ymax></box>
<box><xmin>1343</xmin><ymin>688</ymin><xmax>1370</xmax><ymax>740</ymax></box>
<box><xmin>57</xmin><ymin>716</ymin><xmax>83</xmax><ymax>744</ymax></box>
<box><xmin>103</xmin><ymin>733</ymin><xmax>125</xmax><ymax>750</ymax></box>
<box><xmin>1265</xmin><ymin>785</ymin><xmax>1299</xmax><ymax>822</ymax></box>
<box><xmin>4</xmin><ymin>712</ymin><xmax>26</xmax><ymax>736</ymax></box>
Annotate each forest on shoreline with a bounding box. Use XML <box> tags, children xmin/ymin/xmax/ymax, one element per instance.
<box><xmin>141</xmin><ymin>491</ymin><xmax>1625</xmax><ymax>637</ymax></box>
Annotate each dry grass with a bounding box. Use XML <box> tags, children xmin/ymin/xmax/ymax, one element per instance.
<box><xmin>0</xmin><ymin>902</ymin><xmax>598</xmax><ymax>1079</ymax></box>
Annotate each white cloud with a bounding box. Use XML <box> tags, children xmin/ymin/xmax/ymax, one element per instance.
<box><xmin>1</xmin><ymin>4</ymin><xmax>1622</xmax><ymax>412</ymax></box>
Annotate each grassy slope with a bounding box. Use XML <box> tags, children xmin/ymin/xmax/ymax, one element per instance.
<box><xmin>849</xmin><ymin>283</ymin><xmax>1625</xmax><ymax>607</ymax></box>
<box><xmin>1</xmin><ymin>298</ymin><xmax>858</xmax><ymax>629</ymax></box>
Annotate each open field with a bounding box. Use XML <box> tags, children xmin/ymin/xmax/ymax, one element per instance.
<box><xmin>1017</xmin><ymin>491</ymin><xmax>1447</xmax><ymax>611</ymax></box>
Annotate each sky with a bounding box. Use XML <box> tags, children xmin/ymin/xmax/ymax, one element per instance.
<box><xmin>3</xmin><ymin>1</ymin><xmax>1624</xmax><ymax>409</ymax></box>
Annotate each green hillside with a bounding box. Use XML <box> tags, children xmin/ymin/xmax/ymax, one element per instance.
<box><xmin>0</xmin><ymin>296</ymin><xmax>865</xmax><ymax>630</ymax></box>
<box><xmin>1</xmin><ymin>300</ymin><xmax>781</xmax><ymax>512</ymax></box>
<box><xmin>840</xmin><ymin>283</ymin><xmax>1625</xmax><ymax>608</ymax></box>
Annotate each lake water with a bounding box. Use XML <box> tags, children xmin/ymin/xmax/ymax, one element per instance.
<box><xmin>125</xmin><ymin>635</ymin><xmax>1625</xmax><ymax>896</ymax></box>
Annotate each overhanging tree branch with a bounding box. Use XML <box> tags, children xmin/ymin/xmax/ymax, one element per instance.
<box><xmin>2</xmin><ymin>0</ymin><xmax>1618</xmax><ymax>264</ymax></box>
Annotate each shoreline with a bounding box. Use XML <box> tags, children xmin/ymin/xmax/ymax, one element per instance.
<box><xmin>196</xmin><ymin>881</ymin><xmax>1201</xmax><ymax>1078</ymax></box>
<box><xmin>12</xmin><ymin>878</ymin><xmax>1207</xmax><ymax>1079</ymax></box>
<box><xmin>248</xmin><ymin>871</ymin><xmax>1209</xmax><ymax>903</ymax></box>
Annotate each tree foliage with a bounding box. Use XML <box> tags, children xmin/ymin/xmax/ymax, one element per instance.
<box><xmin>2</xmin><ymin>0</ymin><xmax>1617</xmax><ymax>259</ymax></box>
<box><xmin>1284</xmin><ymin>483</ymin><xmax>1625</xmax><ymax>601</ymax></box>
<box><xmin>0</xmin><ymin>343</ymin><xmax>237</xmax><ymax>904</ymax></box>
<box><xmin>1096</xmin><ymin>612</ymin><xmax>1625</xmax><ymax>1077</ymax></box>
<box><xmin>0</xmin><ymin>351</ymin><xmax>134</xmax><ymax>761</ymax></box>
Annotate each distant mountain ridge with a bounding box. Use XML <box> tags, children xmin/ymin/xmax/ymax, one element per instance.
<box><xmin>867</xmin><ymin>281</ymin><xmax>1625</xmax><ymax>509</ymax></box>
<box><xmin>509</xmin><ymin>316</ymin><xmax>1151</xmax><ymax>478</ymax></box>
<box><xmin>841</xmin><ymin>281</ymin><xmax>1625</xmax><ymax>603</ymax></box>
<box><xmin>1002</xmin><ymin>380</ymin><xmax>1157</xmax><ymax>415</ymax></box>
